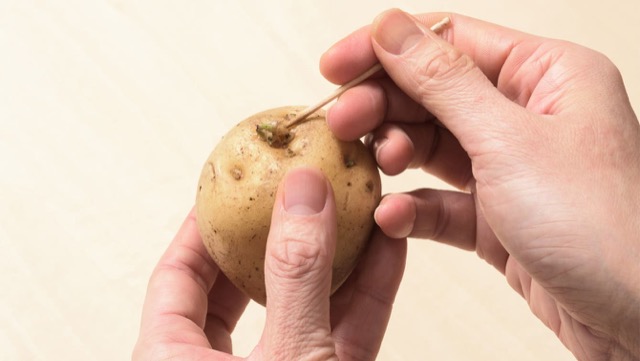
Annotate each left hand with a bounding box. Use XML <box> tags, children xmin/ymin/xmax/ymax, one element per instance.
<box><xmin>133</xmin><ymin>167</ymin><xmax>406</xmax><ymax>360</ymax></box>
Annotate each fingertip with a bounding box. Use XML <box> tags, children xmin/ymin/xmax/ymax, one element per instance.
<box><xmin>319</xmin><ymin>46</ymin><xmax>341</xmax><ymax>85</ymax></box>
<box><xmin>325</xmin><ymin>99</ymin><xmax>352</xmax><ymax>140</ymax></box>
<box><xmin>371</xmin><ymin>124</ymin><xmax>413</xmax><ymax>176</ymax></box>
<box><xmin>327</xmin><ymin>82</ymin><xmax>386</xmax><ymax>141</ymax></box>
<box><xmin>374</xmin><ymin>194</ymin><xmax>416</xmax><ymax>239</ymax></box>
<box><xmin>319</xmin><ymin>25</ymin><xmax>378</xmax><ymax>85</ymax></box>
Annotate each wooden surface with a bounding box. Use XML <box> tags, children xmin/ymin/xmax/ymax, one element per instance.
<box><xmin>1</xmin><ymin>1</ymin><xmax>638</xmax><ymax>360</ymax></box>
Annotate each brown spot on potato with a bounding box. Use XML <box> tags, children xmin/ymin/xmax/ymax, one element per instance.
<box><xmin>232</xmin><ymin>167</ymin><xmax>243</xmax><ymax>180</ymax></box>
<box><xmin>366</xmin><ymin>180</ymin><xmax>374</xmax><ymax>192</ymax></box>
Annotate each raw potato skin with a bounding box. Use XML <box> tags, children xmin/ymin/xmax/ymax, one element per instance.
<box><xmin>196</xmin><ymin>106</ymin><xmax>381</xmax><ymax>306</ymax></box>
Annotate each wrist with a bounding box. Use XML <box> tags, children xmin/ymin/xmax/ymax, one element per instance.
<box><xmin>609</xmin><ymin>244</ymin><xmax>640</xmax><ymax>359</ymax></box>
<box><xmin>607</xmin><ymin>342</ymin><xmax>639</xmax><ymax>361</ymax></box>
<box><xmin>615</xmin><ymin>276</ymin><xmax>640</xmax><ymax>359</ymax></box>
<box><xmin>597</xmin><ymin>210</ymin><xmax>640</xmax><ymax>359</ymax></box>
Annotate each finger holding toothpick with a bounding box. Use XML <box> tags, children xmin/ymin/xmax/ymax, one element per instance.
<box><xmin>286</xmin><ymin>16</ymin><xmax>451</xmax><ymax>128</ymax></box>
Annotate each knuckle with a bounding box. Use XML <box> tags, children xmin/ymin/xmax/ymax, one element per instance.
<box><xmin>267</xmin><ymin>236</ymin><xmax>326</xmax><ymax>281</ymax></box>
<box><xmin>569</xmin><ymin>45</ymin><xmax>622</xmax><ymax>84</ymax></box>
<box><xmin>559</xmin><ymin>43</ymin><xmax>623</xmax><ymax>87</ymax></box>
<box><xmin>585</xmin><ymin>48</ymin><xmax>620</xmax><ymax>76</ymax></box>
<box><xmin>429</xmin><ymin>189</ymin><xmax>450</xmax><ymax>241</ymax></box>
<box><xmin>415</xmin><ymin>43</ymin><xmax>475</xmax><ymax>88</ymax></box>
<box><xmin>595</xmin><ymin>54</ymin><xmax>625</xmax><ymax>88</ymax></box>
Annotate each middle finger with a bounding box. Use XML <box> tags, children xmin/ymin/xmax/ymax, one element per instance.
<box><xmin>369</xmin><ymin>122</ymin><xmax>472</xmax><ymax>190</ymax></box>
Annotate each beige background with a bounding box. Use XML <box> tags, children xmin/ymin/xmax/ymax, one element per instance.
<box><xmin>1</xmin><ymin>0</ymin><xmax>638</xmax><ymax>360</ymax></box>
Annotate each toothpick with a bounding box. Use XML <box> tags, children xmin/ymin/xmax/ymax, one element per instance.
<box><xmin>286</xmin><ymin>16</ymin><xmax>451</xmax><ymax>128</ymax></box>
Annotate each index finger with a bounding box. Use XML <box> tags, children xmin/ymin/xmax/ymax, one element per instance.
<box><xmin>140</xmin><ymin>209</ymin><xmax>218</xmax><ymax>336</ymax></box>
<box><xmin>137</xmin><ymin>209</ymin><xmax>248</xmax><ymax>354</ymax></box>
<box><xmin>320</xmin><ymin>12</ymin><xmax>536</xmax><ymax>86</ymax></box>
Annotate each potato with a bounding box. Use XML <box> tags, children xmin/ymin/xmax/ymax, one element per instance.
<box><xmin>195</xmin><ymin>106</ymin><xmax>381</xmax><ymax>305</ymax></box>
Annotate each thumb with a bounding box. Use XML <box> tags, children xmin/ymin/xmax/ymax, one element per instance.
<box><xmin>370</xmin><ymin>9</ymin><xmax>525</xmax><ymax>149</ymax></box>
<box><xmin>259</xmin><ymin>167</ymin><xmax>338</xmax><ymax>360</ymax></box>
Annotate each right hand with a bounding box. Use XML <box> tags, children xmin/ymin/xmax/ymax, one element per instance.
<box><xmin>320</xmin><ymin>9</ymin><xmax>640</xmax><ymax>360</ymax></box>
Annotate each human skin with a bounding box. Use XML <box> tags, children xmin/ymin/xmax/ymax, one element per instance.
<box><xmin>133</xmin><ymin>168</ymin><xmax>407</xmax><ymax>360</ymax></box>
<box><xmin>320</xmin><ymin>9</ymin><xmax>640</xmax><ymax>360</ymax></box>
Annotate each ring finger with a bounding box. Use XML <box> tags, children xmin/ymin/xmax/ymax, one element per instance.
<box><xmin>368</xmin><ymin>122</ymin><xmax>472</xmax><ymax>190</ymax></box>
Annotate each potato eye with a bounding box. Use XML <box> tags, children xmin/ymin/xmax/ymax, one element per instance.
<box><xmin>231</xmin><ymin>167</ymin><xmax>243</xmax><ymax>180</ymax></box>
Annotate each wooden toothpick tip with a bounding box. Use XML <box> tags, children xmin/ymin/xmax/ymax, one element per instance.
<box><xmin>286</xmin><ymin>16</ymin><xmax>451</xmax><ymax>128</ymax></box>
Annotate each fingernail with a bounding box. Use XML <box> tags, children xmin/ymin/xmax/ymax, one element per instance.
<box><xmin>284</xmin><ymin>168</ymin><xmax>328</xmax><ymax>215</ymax></box>
<box><xmin>373</xmin><ymin>137</ymin><xmax>388</xmax><ymax>162</ymax></box>
<box><xmin>373</xmin><ymin>197</ymin><xmax>388</xmax><ymax>226</ymax></box>
<box><xmin>373</xmin><ymin>10</ymin><xmax>425</xmax><ymax>55</ymax></box>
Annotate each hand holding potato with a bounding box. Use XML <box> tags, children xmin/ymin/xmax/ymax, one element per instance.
<box><xmin>320</xmin><ymin>9</ymin><xmax>640</xmax><ymax>360</ymax></box>
<box><xmin>133</xmin><ymin>168</ymin><xmax>406</xmax><ymax>360</ymax></box>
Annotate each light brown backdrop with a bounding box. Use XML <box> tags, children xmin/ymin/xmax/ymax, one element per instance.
<box><xmin>2</xmin><ymin>1</ymin><xmax>638</xmax><ymax>359</ymax></box>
